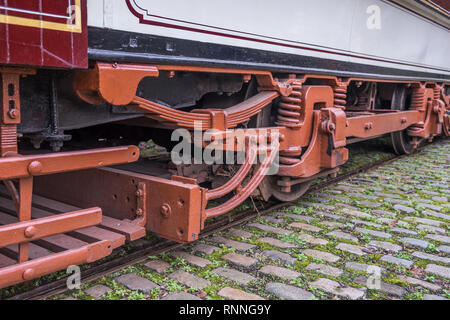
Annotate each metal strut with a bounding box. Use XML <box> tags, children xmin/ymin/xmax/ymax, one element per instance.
<box><xmin>204</xmin><ymin>135</ymin><xmax>280</xmax><ymax>218</ymax></box>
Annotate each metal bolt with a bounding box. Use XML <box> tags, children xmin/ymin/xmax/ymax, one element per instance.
<box><xmin>135</xmin><ymin>190</ymin><xmax>144</xmax><ymax>198</ymax></box>
<box><xmin>328</xmin><ymin>123</ymin><xmax>336</xmax><ymax>132</ymax></box>
<box><xmin>433</xmin><ymin>104</ymin><xmax>439</xmax><ymax>113</ymax></box>
<box><xmin>8</xmin><ymin>109</ymin><xmax>17</xmax><ymax>119</ymax></box>
<box><xmin>160</xmin><ymin>203</ymin><xmax>171</xmax><ymax>218</ymax></box>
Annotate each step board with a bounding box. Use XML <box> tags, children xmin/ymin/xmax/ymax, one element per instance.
<box><xmin>0</xmin><ymin>253</ymin><xmax>15</xmax><ymax>268</ymax></box>
<box><xmin>0</xmin><ymin>184</ymin><xmax>146</xmax><ymax>265</ymax></box>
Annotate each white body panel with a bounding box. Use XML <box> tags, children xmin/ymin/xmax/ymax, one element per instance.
<box><xmin>87</xmin><ymin>0</ymin><xmax>450</xmax><ymax>77</ymax></box>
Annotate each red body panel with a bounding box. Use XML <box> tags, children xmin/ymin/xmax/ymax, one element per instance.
<box><xmin>0</xmin><ymin>0</ymin><xmax>87</xmax><ymax>69</ymax></box>
<box><xmin>429</xmin><ymin>0</ymin><xmax>450</xmax><ymax>12</ymax></box>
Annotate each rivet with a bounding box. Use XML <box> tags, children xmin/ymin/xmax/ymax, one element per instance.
<box><xmin>27</xmin><ymin>161</ymin><xmax>42</xmax><ymax>175</ymax></box>
<box><xmin>24</xmin><ymin>226</ymin><xmax>36</xmax><ymax>238</ymax></box>
<box><xmin>23</xmin><ymin>268</ymin><xmax>35</xmax><ymax>280</ymax></box>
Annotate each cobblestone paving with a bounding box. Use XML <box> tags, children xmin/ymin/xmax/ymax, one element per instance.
<box><xmin>56</xmin><ymin>139</ymin><xmax>449</xmax><ymax>300</ymax></box>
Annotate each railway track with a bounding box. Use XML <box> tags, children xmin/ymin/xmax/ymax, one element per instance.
<box><xmin>6</xmin><ymin>139</ymin><xmax>421</xmax><ymax>301</ymax></box>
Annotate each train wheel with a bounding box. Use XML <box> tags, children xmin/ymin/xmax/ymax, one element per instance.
<box><xmin>264</xmin><ymin>176</ymin><xmax>312</xmax><ymax>202</ymax></box>
<box><xmin>390</xmin><ymin>85</ymin><xmax>416</xmax><ymax>155</ymax></box>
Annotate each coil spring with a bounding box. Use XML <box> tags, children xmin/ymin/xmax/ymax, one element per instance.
<box><xmin>433</xmin><ymin>87</ymin><xmax>441</xmax><ymax>100</ymax></box>
<box><xmin>276</xmin><ymin>82</ymin><xmax>303</xmax><ymax>128</ymax></box>
<box><xmin>275</xmin><ymin>81</ymin><xmax>303</xmax><ymax>164</ymax></box>
<box><xmin>333</xmin><ymin>85</ymin><xmax>347</xmax><ymax>109</ymax></box>
<box><xmin>411</xmin><ymin>88</ymin><xmax>426</xmax><ymax>110</ymax></box>
<box><xmin>409</xmin><ymin>88</ymin><xmax>427</xmax><ymax>134</ymax></box>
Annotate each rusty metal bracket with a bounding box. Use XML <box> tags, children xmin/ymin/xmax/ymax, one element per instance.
<box><xmin>345</xmin><ymin>110</ymin><xmax>423</xmax><ymax>138</ymax></box>
<box><xmin>74</xmin><ymin>63</ymin><xmax>159</xmax><ymax>106</ymax></box>
<box><xmin>1</xmin><ymin>73</ymin><xmax>21</xmax><ymax>125</ymax></box>
<box><xmin>33</xmin><ymin>167</ymin><xmax>202</xmax><ymax>243</ymax></box>
<box><xmin>444</xmin><ymin>112</ymin><xmax>450</xmax><ymax>136</ymax></box>
<box><xmin>407</xmin><ymin>88</ymin><xmax>442</xmax><ymax>139</ymax></box>
<box><xmin>74</xmin><ymin>62</ymin><xmax>286</xmax><ymax>106</ymax></box>
<box><xmin>0</xmin><ymin>68</ymin><xmax>35</xmax><ymax>157</ymax></box>
<box><xmin>276</xmin><ymin>85</ymin><xmax>348</xmax><ymax>178</ymax></box>
<box><xmin>278</xmin><ymin>110</ymin><xmax>348</xmax><ymax>178</ymax></box>
<box><xmin>147</xmin><ymin>176</ymin><xmax>203</xmax><ymax>243</ymax></box>
<box><xmin>321</xmin><ymin>107</ymin><xmax>347</xmax><ymax>149</ymax></box>
<box><xmin>133</xmin><ymin>182</ymin><xmax>147</xmax><ymax>227</ymax></box>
